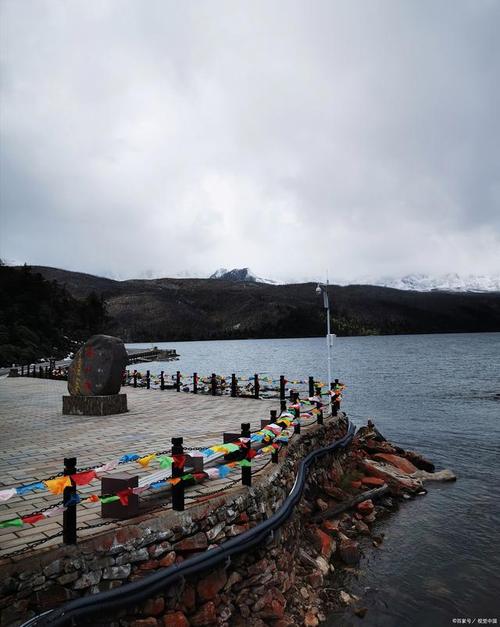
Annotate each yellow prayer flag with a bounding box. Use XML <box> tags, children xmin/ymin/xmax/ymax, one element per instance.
<box><xmin>44</xmin><ymin>476</ymin><xmax>71</xmax><ymax>495</ymax></box>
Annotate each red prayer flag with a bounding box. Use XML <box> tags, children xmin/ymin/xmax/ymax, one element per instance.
<box><xmin>117</xmin><ymin>488</ymin><xmax>131</xmax><ymax>506</ymax></box>
<box><xmin>172</xmin><ymin>454</ymin><xmax>186</xmax><ymax>469</ymax></box>
<box><xmin>71</xmin><ymin>470</ymin><xmax>97</xmax><ymax>486</ymax></box>
<box><xmin>22</xmin><ymin>513</ymin><xmax>44</xmax><ymax>525</ymax></box>
<box><xmin>247</xmin><ymin>449</ymin><xmax>257</xmax><ymax>460</ymax></box>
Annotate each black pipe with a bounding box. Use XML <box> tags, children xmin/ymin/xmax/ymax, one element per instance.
<box><xmin>25</xmin><ymin>420</ymin><xmax>355</xmax><ymax>627</ymax></box>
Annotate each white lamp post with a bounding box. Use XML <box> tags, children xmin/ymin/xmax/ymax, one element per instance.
<box><xmin>316</xmin><ymin>280</ymin><xmax>332</xmax><ymax>389</ymax></box>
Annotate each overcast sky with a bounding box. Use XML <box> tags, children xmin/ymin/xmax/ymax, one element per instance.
<box><xmin>1</xmin><ymin>0</ymin><xmax>499</xmax><ymax>283</ymax></box>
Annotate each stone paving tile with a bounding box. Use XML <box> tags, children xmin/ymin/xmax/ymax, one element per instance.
<box><xmin>0</xmin><ymin>376</ymin><xmax>277</xmax><ymax>557</ymax></box>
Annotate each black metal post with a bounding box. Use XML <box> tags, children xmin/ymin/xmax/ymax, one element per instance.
<box><xmin>160</xmin><ymin>371</ymin><xmax>165</xmax><ymax>391</ymax></box>
<box><xmin>279</xmin><ymin>375</ymin><xmax>286</xmax><ymax>411</ymax></box>
<box><xmin>193</xmin><ymin>373</ymin><xmax>198</xmax><ymax>394</ymax></box>
<box><xmin>146</xmin><ymin>370</ymin><xmax>150</xmax><ymax>390</ymax></box>
<box><xmin>211</xmin><ymin>373</ymin><xmax>217</xmax><ymax>396</ymax></box>
<box><xmin>63</xmin><ymin>457</ymin><xmax>77</xmax><ymax>545</ymax></box>
<box><xmin>39</xmin><ymin>366</ymin><xmax>43</xmax><ymax>378</ymax></box>
<box><xmin>331</xmin><ymin>382</ymin><xmax>338</xmax><ymax>417</ymax></box>
<box><xmin>316</xmin><ymin>401</ymin><xmax>324</xmax><ymax>425</ymax></box>
<box><xmin>176</xmin><ymin>371</ymin><xmax>181</xmax><ymax>392</ymax></box>
<box><xmin>254</xmin><ymin>374</ymin><xmax>260</xmax><ymax>399</ymax></box>
<box><xmin>231</xmin><ymin>374</ymin><xmax>237</xmax><ymax>397</ymax></box>
<box><xmin>171</xmin><ymin>437</ymin><xmax>185</xmax><ymax>511</ymax></box>
<box><xmin>21</xmin><ymin>365</ymin><xmax>24</xmax><ymax>376</ymax></box>
<box><xmin>308</xmin><ymin>376</ymin><xmax>315</xmax><ymax>397</ymax></box>
<box><xmin>133</xmin><ymin>371</ymin><xmax>137</xmax><ymax>388</ymax></box>
<box><xmin>241</xmin><ymin>423</ymin><xmax>252</xmax><ymax>486</ymax></box>
<box><xmin>270</xmin><ymin>409</ymin><xmax>277</xmax><ymax>422</ymax></box>
<box><xmin>294</xmin><ymin>397</ymin><xmax>301</xmax><ymax>434</ymax></box>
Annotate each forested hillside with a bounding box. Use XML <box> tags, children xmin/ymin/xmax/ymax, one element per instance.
<box><xmin>0</xmin><ymin>264</ymin><xmax>108</xmax><ymax>365</ymax></box>
<box><xmin>22</xmin><ymin>266</ymin><xmax>500</xmax><ymax>343</ymax></box>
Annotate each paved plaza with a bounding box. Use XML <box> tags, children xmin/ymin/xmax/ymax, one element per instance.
<box><xmin>0</xmin><ymin>377</ymin><xmax>277</xmax><ymax>560</ymax></box>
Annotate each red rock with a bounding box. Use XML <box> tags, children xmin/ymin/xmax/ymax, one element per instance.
<box><xmin>357</xmin><ymin>500</ymin><xmax>374</xmax><ymax>514</ymax></box>
<box><xmin>304</xmin><ymin>612</ymin><xmax>319</xmax><ymax>626</ymax></box>
<box><xmin>350</xmin><ymin>480</ymin><xmax>362</xmax><ymax>489</ymax></box>
<box><xmin>363</xmin><ymin>439</ymin><xmax>396</xmax><ymax>454</ymax></box>
<box><xmin>159</xmin><ymin>551</ymin><xmax>176</xmax><ymax>567</ymax></box>
<box><xmin>226</xmin><ymin>523</ymin><xmax>249</xmax><ymax>536</ymax></box>
<box><xmin>190</xmin><ymin>601</ymin><xmax>217</xmax><ymax>626</ymax></box>
<box><xmin>311</xmin><ymin>528</ymin><xmax>335</xmax><ymax>558</ymax></box>
<box><xmin>131</xmin><ymin>619</ymin><xmax>158</xmax><ymax>627</ymax></box>
<box><xmin>316</xmin><ymin>498</ymin><xmax>329</xmax><ymax>511</ymax></box>
<box><xmin>307</xmin><ymin>571</ymin><xmax>324</xmax><ymax>588</ymax></box>
<box><xmin>238</xmin><ymin>512</ymin><xmax>249</xmax><ymax>523</ymax></box>
<box><xmin>323</xmin><ymin>485</ymin><xmax>347</xmax><ymax>500</ymax></box>
<box><xmin>181</xmin><ymin>583</ymin><xmax>196</xmax><ymax>611</ymax></box>
<box><xmin>163</xmin><ymin>611</ymin><xmax>189</xmax><ymax>627</ymax></box>
<box><xmin>258</xmin><ymin>599</ymin><xmax>285</xmax><ymax>620</ymax></box>
<box><xmin>322</xmin><ymin>519</ymin><xmax>340</xmax><ymax>534</ymax></box>
<box><xmin>362</xmin><ymin>459</ymin><xmax>422</xmax><ymax>492</ymax></box>
<box><xmin>354</xmin><ymin>520</ymin><xmax>370</xmax><ymax>535</ymax></box>
<box><xmin>373</xmin><ymin>453</ymin><xmax>418</xmax><ymax>474</ymax></box>
<box><xmin>197</xmin><ymin>569</ymin><xmax>228</xmax><ymax>601</ymax></box>
<box><xmin>143</xmin><ymin>597</ymin><xmax>165</xmax><ymax>616</ymax></box>
<box><xmin>361</xmin><ymin>476</ymin><xmax>385</xmax><ymax>487</ymax></box>
<box><xmin>339</xmin><ymin>539</ymin><xmax>361</xmax><ymax>565</ymax></box>
<box><xmin>404</xmin><ymin>450</ymin><xmax>435</xmax><ymax>472</ymax></box>
<box><xmin>175</xmin><ymin>532</ymin><xmax>208</xmax><ymax>552</ymax></box>
<box><xmin>138</xmin><ymin>560</ymin><xmax>160</xmax><ymax>571</ymax></box>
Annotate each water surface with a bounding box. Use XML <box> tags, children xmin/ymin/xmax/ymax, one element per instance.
<box><xmin>128</xmin><ymin>333</ymin><xmax>500</xmax><ymax>626</ymax></box>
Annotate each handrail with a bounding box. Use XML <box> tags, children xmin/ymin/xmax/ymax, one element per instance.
<box><xmin>22</xmin><ymin>419</ymin><xmax>355</xmax><ymax>627</ymax></box>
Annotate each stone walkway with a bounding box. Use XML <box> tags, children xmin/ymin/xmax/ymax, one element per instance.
<box><xmin>0</xmin><ymin>377</ymin><xmax>277</xmax><ymax>560</ymax></box>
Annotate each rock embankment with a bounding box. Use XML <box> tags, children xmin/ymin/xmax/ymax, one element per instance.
<box><xmin>0</xmin><ymin>418</ymin><xmax>455</xmax><ymax>626</ymax></box>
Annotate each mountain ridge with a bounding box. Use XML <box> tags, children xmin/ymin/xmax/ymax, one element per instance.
<box><xmin>16</xmin><ymin>265</ymin><xmax>500</xmax><ymax>342</ymax></box>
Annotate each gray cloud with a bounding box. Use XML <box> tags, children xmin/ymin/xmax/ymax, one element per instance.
<box><xmin>1</xmin><ymin>0</ymin><xmax>499</xmax><ymax>282</ymax></box>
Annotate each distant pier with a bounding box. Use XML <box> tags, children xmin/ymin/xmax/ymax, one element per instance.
<box><xmin>126</xmin><ymin>347</ymin><xmax>179</xmax><ymax>364</ymax></box>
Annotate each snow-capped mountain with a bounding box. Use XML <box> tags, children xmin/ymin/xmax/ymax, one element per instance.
<box><xmin>353</xmin><ymin>273</ymin><xmax>500</xmax><ymax>293</ymax></box>
<box><xmin>210</xmin><ymin>267</ymin><xmax>279</xmax><ymax>284</ymax></box>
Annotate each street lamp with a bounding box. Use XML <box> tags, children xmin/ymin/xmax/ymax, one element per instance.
<box><xmin>316</xmin><ymin>280</ymin><xmax>333</xmax><ymax>389</ymax></box>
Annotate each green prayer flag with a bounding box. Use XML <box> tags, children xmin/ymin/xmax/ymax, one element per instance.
<box><xmin>100</xmin><ymin>495</ymin><xmax>120</xmax><ymax>504</ymax></box>
<box><xmin>158</xmin><ymin>456</ymin><xmax>173</xmax><ymax>469</ymax></box>
<box><xmin>0</xmin><ymin>517</ymin><xmax>23</xmax><ymax>528</ymax></box>
<box><xmin>239</xmin><ymin>459</ymin><xmax>251</xmax><ymax>467</ymax></box>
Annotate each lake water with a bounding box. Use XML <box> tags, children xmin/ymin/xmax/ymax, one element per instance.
<box><xmin>127</xmin><ymin>333</ymin><xmax>500</xmax><ymax>626</ymax></box>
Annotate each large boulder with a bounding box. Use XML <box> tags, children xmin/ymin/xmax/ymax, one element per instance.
<box><xmin>68</xmin><ymin>335</ymin><xmax>127</xmax><ymax>396</ymax></box>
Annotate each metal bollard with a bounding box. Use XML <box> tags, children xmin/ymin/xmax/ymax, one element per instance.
<box><xmin>63</xmin><ymin>457</ymin><xmax>77</xmax><ymax>545</ymax></box>
<box><xmin>231</xmin><ymin>373</ymin><xmax>237</xmax><ymax>397</ymax></box>
<box><xmin>146</xmin><ymin>370</ymin><xmax>150</xmax><ymax>389</ymax></box>
<box><xmin>160</xmin><ymin>371</ymin><xmax>165</xmax><ymax>391</ymax></box>
<box><xmin>254</xmin><ymin>374</ymin><xmax>260</xmax><ymax>399</ymax></box>
<box><xmin>193</xmin><ymin>372</ymin><xmax>198</xmax><ymax>394</ymax></box>
<box><xmin>211</xmin><ymin>373</ymin><xmax>217</xmax><ymax>396</ymax></box>
<box><xmin>176</xmin><ymin>371</ymin><xmax>181</xmax><ymax>392</ymax></box>
<box><xmin>241</xmin><ymin>423</ymin><xmax>252</xmax><ymax>486</ymax></box>
<box><xmin>294</xmin><ymin>397</ymin><xmax>301</xmax><ymax>434</ymax></box>
<box><xmin>279</xmin><ymin>375</ymin><xmax>286</xmax><ymax>411</ymax></box>
<box><xmin>171</xmin><ymin>437</ymin><xmax>185</xmax><ymax>511</ymax></box>
<box><xmin>316</xmin><ymin>401</ymin><xmax>324</xmax><ymax>425</ymax></box>
<box><xmin>133</xmin><ymin>371</ymin><xmax>137</xmax><ymax>388</ymax></box>
<box><xmin>308</xmin><ymin>376</ymin><xmax>315</xmax><ymax>397</ymax></box>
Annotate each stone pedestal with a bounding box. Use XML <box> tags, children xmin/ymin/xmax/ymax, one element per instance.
<box><xmin>62</xmin><ymin>394</ymin><xmax>128</xmax><ymax>416</ymax></box>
